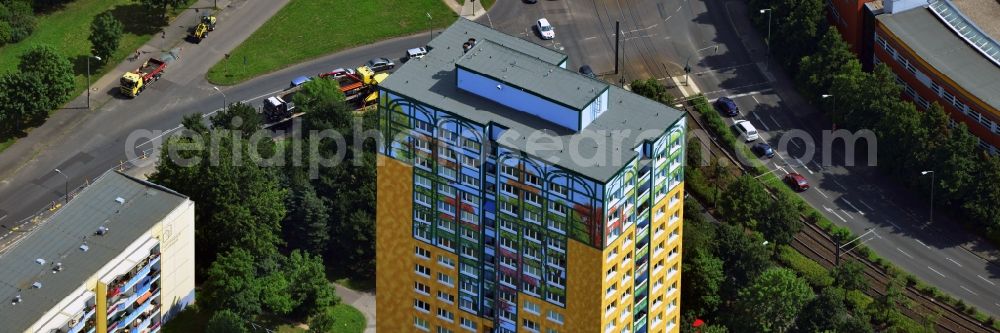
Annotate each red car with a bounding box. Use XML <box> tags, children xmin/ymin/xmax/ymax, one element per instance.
<box><xmin>784</xmin><ymin>173</ymin><xmax>810</xmax><ymax>191</ymax></box>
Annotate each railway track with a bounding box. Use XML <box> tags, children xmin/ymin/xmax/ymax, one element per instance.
<box><xmin>684</xmin><ymin>105</ymin><xmax>997</xmax><ymax>332</ymax></box>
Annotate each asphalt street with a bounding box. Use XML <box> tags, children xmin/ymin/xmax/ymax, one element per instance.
<box><xmin>0</xmin><ymin>0</ymin><xmax>998</xmax><ymax>318</ymax></box>
<box><xmin>486</xmin><ymin>0</ymin><xmax>1000</xmax><ymax>318</ymax></box>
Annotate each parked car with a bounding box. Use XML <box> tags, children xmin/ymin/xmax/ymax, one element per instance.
<box><xmin>784</xmin><ymin>173</ymin><xmax>810</xmax><ymax>191</ymax></box>
<box><xmin>579</xmin><ymin>65</ymin><xmax>595</xmax><ymax>78</ymax></box>
<box><xmin>752</xmin><ymin>142</ymin><xmax>774</xmax><ymax>158</ymax></box>
<box><xmin>290</xmin><ymin>76</ymin><xmax>311</xmax><ymax>87</ymax></box>
<box><xmin>714</xmin><ymin>96</ymin><xmax>739</xmax><ymax>116</ymax></box>
<box><xmin>366</xmin><ymin>57</ymin><xmax>396</xmax><ymax>72</ymax></box>
<box><xmin>525</xmin><ymin>0</ymin><xmax>538</xmax><ymax>3</ymax></box>
<box><xmin>406</xmin><ymin>47</ymin><xmax>429</xmax><ymax>60</ymax></box>
<box><xmin>318</xmin><ymin>67</ymin><xmax>355</xmax><ymax>80</ymax></box>
<box><xmin>734</xmin><ymin>120</ymin><xmax>759</xmax><ymax>142</ymax></box>
<box><xmin>537</xmin><ymin>18</ymin><xmax>555</xmax><ymax>39</ymax></box>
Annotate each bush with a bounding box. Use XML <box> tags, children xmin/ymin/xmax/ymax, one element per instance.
<box><xmin>844</xmin><ymin>289</ymin><xmax>873</xmax><ymax>312</ymax></box>
<box><xmin>776</xmin><ymin>245</ymin><xmax>833</xmax><ymax>287</ymax></box>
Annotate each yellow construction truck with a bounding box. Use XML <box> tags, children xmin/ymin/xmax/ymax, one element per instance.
<box><xmin>120</xmin><ymin>57</ymin><xmax>166</xmax><ymax>98</ymax></box>
<box><xmin>189</xmin><ymin>15</ymin><xmax>217</xmax><ymax>43</ymax></box>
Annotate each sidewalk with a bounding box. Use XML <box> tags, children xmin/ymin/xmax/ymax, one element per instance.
<box><xmin>334</xmin><ymin>284</ymin><xmax>376</xmax><ymax>333</ymax></box>
<box><xmin>441</xmin><ymin>0</ymin><xmax>488</xmax><ymax>21</ymax></box>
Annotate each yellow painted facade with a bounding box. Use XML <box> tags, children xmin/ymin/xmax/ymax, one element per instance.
<box><xmin>376</xmin><ymin>158</ymin><xmax>684</xmax><ymax>333</ymax></box>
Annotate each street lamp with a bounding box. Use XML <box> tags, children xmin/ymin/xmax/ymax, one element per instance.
<box><xmin>54</xmin><ymin>169</ymin><xmax>68</xmax><ymax>204</ymax></box>
<box><xmin>86</xmin><ymin>56</ymin><xmax>102</xmax><ymax>110</ymax></box>
<box><xmin>921</xmin><ymin>171</ymin><xmax>935</xmax><ymax>225</ymax></box>
<box><xmin>836</xmin><ymin>228</ymin><xmax>878</xmax><ymax>265</ymax></box>
<box><xmin>213</xmin><ymin>86</ymin><xmax>227</xmax><ymax>111</ymax></box>
<box><xmin>760</xmin><ymin>8</ymin><xmax>772</xmax><ymax>71</ymax></box>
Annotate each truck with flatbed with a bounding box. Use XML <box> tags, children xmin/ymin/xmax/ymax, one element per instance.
<box><xmin>120</xmin><ymin>58</ymin><xmax>166</xmax><ymax>98</ymax></box>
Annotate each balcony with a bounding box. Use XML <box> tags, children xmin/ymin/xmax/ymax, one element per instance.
<box><xmin>108</xmin><ymin>254</ymin><xmax>160</xmax><ymax>298</ymax></box>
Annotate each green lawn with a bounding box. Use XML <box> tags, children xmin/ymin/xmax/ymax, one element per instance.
<box><xmin>206</xmin><ymin>0</ymin><xmax>458</xmax><ymax>85</ymax></box>
<box><xmin>0</xmin><ymin>0</ymin><xmax>180</xmax><ymax>95</ymax></box>
<box><xmin>326</xmin><ymin>304</ymin><xmax>366</xmax><ymax>333</ymax></box>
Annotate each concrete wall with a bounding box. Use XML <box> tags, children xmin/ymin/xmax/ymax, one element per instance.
<box><xmin>158</xmin><ymin>199</ymin><xmax>196</xmax><ymax>322</ymax></box>
<box><xmin>376</xmin><ymin>155</ymin><xmax>419</xmax><ymax>332</ymax></box>
<box><xmin>457</xmin><ymin>68</ymin><xmax>581</xmax><ymax>131</ymax></box>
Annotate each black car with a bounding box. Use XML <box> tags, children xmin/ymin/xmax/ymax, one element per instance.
<box><xmin>366</xmin><ymin>57</ymin><xmax>396</xmax><ymax>72</ymax></box>
<box><xmin>578</xmin><ymin>65</ymin><xmax>595</xmax><ymax>78</ymax></box>
<box><xmin>525</xmin><ymin>0</ymin><xmax>538</xmax><ymax>3</ymax></box>
<box><xmin>714</xmin><ymin>96</ymin><xmax>739</xmax><ymax>116</ymax></box>
<box><xmin>752</xmin><ymin>142</ymin><xmax>775</xmax><ymax>158</ymax></box>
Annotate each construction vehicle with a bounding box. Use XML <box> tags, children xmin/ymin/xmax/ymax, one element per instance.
<box><xmin>189</xmin><ymin>15</ymin><xmax>217</xmax><ymax>43</ymax></box>
<box><xmin>120</xmin><ymin>58</ymin><xmax>166</xmax><ymax>98</ymax></box>
<box><xmin>336</xmin><ymin>66</ymin><xmax>389</xmax><ymax>107</ymax></box>
<box><xmin>262</xmin><ymin>85</ymin><xmax>304</xmax><ymax>123</ymax></box>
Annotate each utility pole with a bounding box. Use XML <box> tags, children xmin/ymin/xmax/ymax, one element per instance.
<box><xmin>836</xmin><ymin>228</ymin><xmax>877</xmax><ymax>266</ymax></box>
<box><xmin>921</xmin><ymin>171</ymin><xmax>935</xmax><ymax>225</ymax></box>
<box><xmin>86</xmin><ymin>56</ymin><xmax>101</xmax><ymax>110</ymax></box>
<box><xmin>54</xmin><ymin>169</ymin><xmax>68</xmax><ymax>204</ymax></box>
<box><xmin>760</xmin><ymin>9</ymin><xmax>773</xmax><ymax>71</ymax></box>
<box><xmin>614</xmin><ymin>21</ymin><xmax>620</xmax><ymax>75</ymax></box>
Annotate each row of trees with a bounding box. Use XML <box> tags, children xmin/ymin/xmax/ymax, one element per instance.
<box><xmin>151</xmin><ymin>78</ymin><xmax>377</xmax><ymax>331</ymax></box>
<box><xmin>751</xmin><ymin>0</ymin><xmax>1000</xmax><ymax>242</ymax></box>
<box><xmin>0</xmin><ymin>0</ymin><xmax>36</xmax><ymax>45</ymax></box>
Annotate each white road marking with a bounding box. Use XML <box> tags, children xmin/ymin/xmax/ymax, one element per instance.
<box><xmin>842</xmin><ymin>199</ymin><xmax>866</xmax><ymax>215</ymax></box>
<box><xmin>767</xmin><ymin>114</ymin><xmax>782</xmax><ymax>129</ymax></box>
<box><xmin>676</xmin><ymin>6</ymin><xmax>682</xmax><ymax>12</ymax></box>
<box><xmin>135</xmin><ymin>124</ymin><xmax>183</xmax><ymax>148</ymax></box>
<box><xmin>691</xmin><ymin>63</ymin><xmax>757</xmax><ymax>76</ymax></box>
<box><xmin>823</xmin><ymin>205</ymin><xmax>847</xmax><ymax>222</ymax></box>
<box><xmin>812</xmin><ymin>160</ymin><xmax>826</xmax><ymax>171</ymax></box>
<box><xmin>946</xmin><ymin>257</ymin><xmax>963</xmax><ymax>267</ymax></box>
<box><xmin>916</xmin><ymin>239</ymin><xmax>932</xmax><ymax>249</ymax></box>
<box><xmin>582</xmin><ymin>36</ymin><xmax>597</xmax><ymax>41</ymax></box>
<box><xmin>664</xmin><ymin>15</ymin><xmax>672</xmax><ymax>22</ymax></box>
<box><xmin>978</xmin><ymin>275</ymin><xmax>996</xmax><ymax>286</ymax></box>
<box><xmin>858</xmin><ymin>199</ymin><xmax>875</xmax><ymax>211</ymax></box>
<box><xmin>789</xmin><ymin>139</ymin><xmax>802</xmax><ymax>149</ymax></box>
<box><xmin>0</xmin><ymin>214</ymin><xmax>6</xmax><ymax>222</ymax></box>
<box><xmin>724</xmin><ymin>90</ymin><xmax>763</xmax><ymax>100</ymax></box>
<box><xmin>815</xmin><ymin>188</ymin><xmax>829</xmax><ymax>198</ymax></box>
<box><xmin>795</xmin><ymin>158</ymin><xmax>814</xmax><ymax>174</ymax></box>
<box><xmin>840</xmin><ymin>210</ymin><xmax>855</xmax><ymax>220</ymax></box>
<box><xmin>961</xmin><ymin>285</ymin><xmax>978</xmax><ymax>296</ymax></box>
<box><xmin>896</xmin><ymin>247</ymin><xmax>914</xmax><ymax>259</ymax></box>
<box><xmin>888</xmin><ymin>221</ymin><xmax>901</xmax><ymax>228</ymax></box>
<box><xmin>752</xmin><ymin>113</ymin><xmax>770</xmax><ymax>131</ymax></box>
<box><xmin>927</xmin><ymin>265</ymin><xmax>946</xmax><ymax>278</ymax></box>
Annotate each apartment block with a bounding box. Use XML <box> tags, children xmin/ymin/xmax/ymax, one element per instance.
<box><xmin>376</xmin><ymin>19</ymin><xmax>686</xmax><ymax>333</ymax></box>
<box><xmin>0</xmin><ymin>171</ymin><xmax>195</xmax><ymax>333</ymax></box>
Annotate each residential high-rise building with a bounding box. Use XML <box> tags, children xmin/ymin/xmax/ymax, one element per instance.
<box><xmin>376</xmin><ymin>19</ymin><xmax>686</xmax><ymax>333</ymax></box>
<box><xmin>0</xmin><ymin>170</ymin><xmax>195</xmax><ymax>333</ymax></box>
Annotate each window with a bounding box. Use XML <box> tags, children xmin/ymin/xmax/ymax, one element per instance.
<box><xmin>415</xmin><ymin>175</ymin><xmax>432</xmax><ymax>189</ymax></box>
<box><xmin>415</xmin><ymin>246</ymin><xmax>431</xmax><ymax>259</ymax></box>
<box><xmin>438</xmin><ymin>308</ymin><xmax>455</xmax><ymax>322</ymax></box>
<box><xmin>460</xmin><ymin>318</ymin><xmax>477</xmax><ymax>332</ymax></box>
<box><xmin>524</xmin><ymin>173</ymin><xmax>540</xmax><ymax>186</ymax></box>
<box><xmin>438</xmin><ymin>291</ymin><xmax>455</xmax><ymax>304</ymax></box>
<box><xmin>414</xmin><ymin>138</ymin><xmax>431</xmax><ymax>151</ymax></box>
<box><xmin>415</xmin><ymin>264</ymin><xmax>431</xmax><ymax>277</ymax></box>
<box><xmin>606</xmin><ymin>264</ymin><xmax>617</xmax><ymax>280</ymax></box>
<box><xmin>461</xmin><ymin>263</ymin><xmax>478</xmax><ymax>278</ymax></box>
<box><xmin>524</xmin><ymin>300</ymin><xmax>540</xmax><ymax>314</ymax></box>
<box><xmin>439</xmin><ymin>164</ymin><xmax>457</xmax><ymax>179</ymax></box>
<box><xmin>500</xmin><ymin>183</ymin><xmax>518</xmax><ymax>196</ymax></box>
<box><xmin>549</xmin><ymin>183</ymin><xmax>569</xmax><ymax>197</ymax></box>
<box><xmin>439</xmin><ymin>184</ymin><xmax>457</xmax><ymax>197</ymax></box>
<box><xmin>415</xmin><ymin>156</ymin><xmax>432</xmax><ymax>170</ymax></box>
<box><xmin>549</xmin><ymin>201</ymin><xmax>567</xmax><ymax>216</ymax></box>
<box><xmin>440</xmin><ymin>128</ymin><xmax>460</xmax><ymax>143</ymax></box>
<box><xmin>460</xmin><ymin>280</ymin><xmax>478</xmax><ymax>295</ymax></box>
<box><xmin>606</xmin><ymin>283</ymin><xmax>617</xmax><ymax>298</ymax></box>
<box><xmin>461</xmin><ymin>174</ymin><xmax>478</xmax><ymax>188</ymax></box>
<box><xmin>547</xmin><ymin>310</ymin><xmax>564</xmax><ymax>324</ymax></box>
<box><xmin>415</xmin><ymin>282</ymin><xmax>430</xmax><ymax>295</ymax></box>
<box><xmin>416</xmin><ymin>119</ymin><xmax>433</xmax><ymax>133</ymax></box>
<box><xmin>607</xmin><ymin>246</ymin><xmax>618</xmax><ymax>261</ymax></box>
<box><xmin>501</xmin><ymin>164</ymin><xmax>519</xmax><ymax>178</ymax></box>
<box><xmin>547</xmin><ymin>218</ymin><xmax>566</xmax><ymax>234</ymax></box>
<box><xmin>461</xmin><ymin>155</ymin><xmax>480</xmax><ymax>169</ymax></box>
<box><xmin>415</xmin><ymin>192</ymin><xmax>432</xmax><ymax>207</ymax></box>
<box><xmin>546</xmin><ymin>289</ymin><xmax>566</xmax><ymax>305</ymax></box>
<box><xmin>524</xmin><ymin>191</ymin><xmax>541</xmax><ymax>206</ymax></box>
<box><xmin>438</xmin><ymin>272</ymin><xmax>454</xmax><ymax>286</ymax></box>
<box><xmin>524</xmin><ymin>264</ymin><xmax>541</xmax><ymax>278</ymax></box>
<box><xmin>523</xmin><ymin>319</ymin><xmax>540</xmax><ymax>332</ymax></box>
<box><xmin>462</xmin><ymin>137</ymin><xmax>481</xmax><ymax>151</ymax></box>
<box><xmin>437</xmin><ymin>236</ymin><xmax>454</xmax><ymax>251</ymax></box>
<box><xmin>524</xmin><ymin>210</ymin><xmax>541</xmax><ymax>224</ymax></box>
<box><xmin>415</xmin><ymin>317</ymin><xmax>430</xmax><ymax>331</ymax></box>
<box><xmin>546</xmin><ymin>238</ymin><xmax>566</xmax><ymax>253</ymax></box>
<box><xmin>460</xmin><ymin>295</ymin><xmax>477</xmax><ymax>311</ymax></box>
<box><xmin>438</xmin><ymin>201</ymin><xmax>456</xmax><ymax>215</ymax></box>
<box><xmin>461</xmin><ymin>244</ymin><xmax>477</xmax><ymax>259</ymax></box>
<box><xmin>524</xmin><ymin>228</ymin><xmax>540</xmax><ymax>243</ymax></box>
<box><xmin>414</xmin><ymin>299</ymin><xmax>430</xmax><ymax>312</ymax></box>
<box><xmin>438</xmin><ymin>255</ymin><xmax>455</xmax><ymax>268</ymax></box>
<box><xmin>499</xmin><ymin>201</ymin><xmax>518</xmax><ymax>216</ymax></box>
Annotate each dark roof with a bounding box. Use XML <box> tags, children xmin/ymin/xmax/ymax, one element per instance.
<box><xmin>381</xmin><ymin>18</ymin><xmax>684</xmax><ymax>182</ymax></box>
<box><xmin>878</xmin><ymin>8</ymin><xmax>1000</xmax><ymax>111</ymax></box>
<box><xmin>456</xmin><ymin>40</ymin><xmax>608</xmax><ymax>110</ymax></box>
<box><xmin>0</xmin><ymin>171</ymin><xmax>189</xmax><ymax>332</ymax></box>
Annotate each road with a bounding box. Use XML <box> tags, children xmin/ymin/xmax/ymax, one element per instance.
<box><xmin>0</xmin><ymin>1</ymin><xmax>433</xmax><ymax>240</ymax></box>
<box><xmin>484</xmin><ymin>0</ymin><xmax>1000</xmax><ymax>318</ymax></box>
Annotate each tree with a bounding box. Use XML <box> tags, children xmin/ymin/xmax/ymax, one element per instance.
<box><xmin>832</xmin><ymin>260</ymin><xmax>867</xmax><ymax>294</ymax></box>
<box><xmin>18</xmin><ymin>44</ymin><xmax>74</xmax><ymax>105</ymax></box>
<box><xmin>206</xmin><ymin>309</ymin><xmax>248</xmax><ymax>333</ymax></box>
<box><xmin>296</xmin><ymin>78</ymin><xmax>351</xmax><ymax>133</ymax></box>
<box><xmin>792</xmin><ymin>288</ymin><xmax>848</xmax><ymax>333</ymax></box>
<box><xmin>758</xmin><ymin>192</ymin><xmax>800</xmax><ymax>247</ymax></box>
<box><xmin>89</xmin><ymin>11</ymin><xmax>123</xmax><ymax>64</ymax></box>
<box><xmin>150</xmin><ymin>130</ymin><xmax>287</xmax><ymax>266</ymax></box>
<box><xmin>630</xmin><ymin>78</ymin><xmax>675</xmax><ymax>105</ymax></box>
<box><xmin>286</xmin><ymin>250</ymin><xmax>340</xmax><ymax>319</ymax></box>
<box><xmin>210</xmin><ymin>102</ymin><xmax>264</xmax><ymax>136</ymax></box>
<box><xmin>719</xmin><ymin>174</ymin><xmax>769</xmax><ymax>227</ymax></box>
<box><xmin>731</xmin><ymin>267</ymin><xmax>814</xmax><ymax>332</ymax></box>
<box><xmin>797</xmin><ymin>29</ymin><xmax>857</xmax><ymax>101</ymax></box>
<box><xmin>204</xmin><ymin>249</ymin><xmax>264</xmax><ymax>317</ymax></box>
<box><xmin>135</xmin><ymin>0</ymin><xmax>186</xmax><ymax>20</ymax></box>
<box><xmin>309</xmin><ymin>310</ymin><xmax>337</xmax><ymax>333</ymax></box>
<box><xmin>284</xmin><ymin>172</ymin><xmax>330</xmax><ymax>255</ymax></box>
<box><xmin>0</xmin><ymin>73</ymin><xmax>46</xmax><ymax>134</ymax></box>
<box><xmin>869</xmin><ymin>276</ymin><xmax>912</xmax><ymax>331</ymax></box>
<box><xmin>715</xmin><ymin>223</ymin><xmax>771</xmax><ymax>294</ymax></box>
<box><xmin>0</xmin><ymin>0</ymin><xmax>35</xmax><ymax>43</ymax></box>
<box><xmin>681</xmin><ymin>250</ymin><xmax>724</xmax><ymax>316</ymax></box>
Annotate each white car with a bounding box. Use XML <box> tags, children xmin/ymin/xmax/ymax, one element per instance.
<box><xmin>537</xmin><ymin>18</ymin><xmax>555</xmax><ymax>40</ymax></box>
<box><xmin>407</xmin><ymin>47</ymin><xmax>428</xmax><ymax>60</ymax></box>
<box><xmin>734</xmin><ymin>120</ymin><xmax>759</xmax><ymax>142</ymax></box>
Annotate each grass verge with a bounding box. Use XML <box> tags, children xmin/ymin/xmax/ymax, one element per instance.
<box><xmin>326</xmin><ymin>303</ymin><xmax>366</xmax><ymax>333</ymax></box>
<box><xmin>206</xmin><ymin>0</ymin><xmax>458</xmax><ymax>85</ymax></box>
